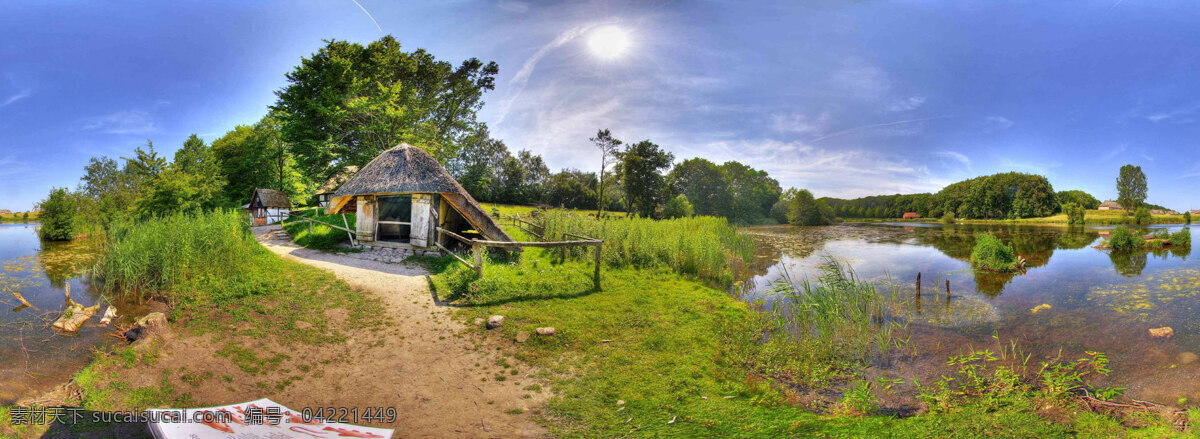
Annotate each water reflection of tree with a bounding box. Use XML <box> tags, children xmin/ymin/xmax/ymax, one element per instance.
<box><xmin>1109</xmin><ymin>251</ymin><xmax>1148</xmax><ymax>277</ymax></box>
<box><xmin>35</xmin><ymin>238</ymin><xmax>102</xmax><ymax>289</ymax></box>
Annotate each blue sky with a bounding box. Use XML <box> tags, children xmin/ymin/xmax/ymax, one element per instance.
<box><xmin>3</xmin><ymin>0</ymin><xmax>1200</xmax><ymax>211</ymax></box>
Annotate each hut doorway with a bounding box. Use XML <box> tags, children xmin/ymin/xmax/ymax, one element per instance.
<box><xmin>376</xmin><ymin>195</ymin><xmax>412</xmax><ymax>243</ymax></box>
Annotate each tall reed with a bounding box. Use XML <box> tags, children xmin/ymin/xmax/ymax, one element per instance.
<box><xmin>540</xmin><ymin>211</ymin><xmax>754</xmax><ymax>285</ymax></box>
<box><xmin>97</xmin><ymin>209</ymin><xmax>257</xmax><ymax>300</ymax></box>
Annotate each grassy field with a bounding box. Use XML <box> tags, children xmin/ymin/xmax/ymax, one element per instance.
<box><xmin>424</xmin><ymin>209</ymin><xmax>1197</xmax><ymax>437</ymax></box>
<box><xmin>0</xmin><ymin>211</ymin><xmax>38</xmax><ymax>222</ymax></box>
<box><xmin>280</xmin><ymin>208</ymin><xmax>358</xmax><ymax>251</ymax></box>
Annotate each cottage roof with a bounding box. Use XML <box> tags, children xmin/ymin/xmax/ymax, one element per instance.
<box><xmin>328</xmin><ymin>143</ymin><xmax>513</xmax><ymax>243</ymax></box>
<box><xmin>252</xmin><ymin>188</ymin><xmax>292</xmax><ymax>209</ymax></box>
<box><xmin>316</xmin><ymin>166</ymin><xmax>359</xmax><ymax>195</ymax></box>
<box><xmin>1099</xmin><ymin>200</ymin><xmax>1123</xmax><ymax>208</ymax></box>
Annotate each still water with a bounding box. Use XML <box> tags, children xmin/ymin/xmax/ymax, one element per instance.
<box><xmin>742</xmin><ymin>222</ymin><xmax>1200</xmax><ymax>405</ymax></box>
<box><xmin>0</xmin><ymin>223</ymin><xmax>141</xmax><ymax>404</ymax></box>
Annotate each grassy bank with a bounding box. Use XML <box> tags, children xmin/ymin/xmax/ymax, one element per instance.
<box><xmin>2</xmin><ymin>210</ymin><xmax>384</xmax><ymax>437</ymax></box>
<box><xmin>425</xmin><ymin>211</ymin><xmax>1196</xmax><ymax>437</ymax></box>
<box><xmin>0</xmin><ymin>211</ymin><xmax>38</xmax><ymax>223</ymax></box>
<box><xmin>844</xmin><ymin>209</ymin><xmax>1187</xmax><ymax>226</ymax></box>
<box><xmin>280</xmin><ymin>208</ymin><xmax>358</xmax><ymax>251</ymax></box>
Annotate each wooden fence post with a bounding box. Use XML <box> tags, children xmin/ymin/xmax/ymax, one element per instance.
<box><xmin>472</xmin><ymin>241</ymin><xmax>484</xmax><ymax>277</ymax></box>
<box><xmin>593</xmin><ymin>243</ymin><xmax>602</xmax><ymax>290</ymax></box>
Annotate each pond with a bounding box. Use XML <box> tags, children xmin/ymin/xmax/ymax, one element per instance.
<box><xmin>0</xmin><ymin>223</ymin><xmax>146</xmax><ymax>405</ymax></box>
<box><xmin>741</xmin><ymin>222</ymin><xmax>1198</xmax><ymax>406</ymax></box>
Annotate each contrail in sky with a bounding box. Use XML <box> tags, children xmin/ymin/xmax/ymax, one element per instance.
<box><xmin>349</xmin><ymin>0</ymin><xmax>383</xmax><ymax>33</ymax></box>
<box><xmin>494</xmin><ymin>24</ymin><xmax>597</xmax><ymax>125</ymax></box>
<box><xmin>810</xmin><ymin>116</ymin><xmax>952</xmax><ymax>143</ymax></box>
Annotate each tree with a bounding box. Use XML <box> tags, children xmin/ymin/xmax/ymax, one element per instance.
<box><xmin>273</xmin><ymin>36</ymin><xmax>499</xmax><ymax>181</ymax></box>
<box><xmin>662</xmin><ymin>194</ymin><xmax>694</xmax><ymax>219</ymax></box>
<box><xmin>591</xmin><ymin>129</ymin><xmax>622</xmax><ymax>216</ymax></box>
<box><xmin>619</xmin><ymin>140</ymin><xmax>674</xmax><ymax>218</ymax></box>
<box><xmin>39</xmin><ymin>188</ymin><xmax>76</xmax><ymax>241</ymax></box>
<box><xmin>1134</xmin><ymin>206</ymin><xmax>1151</xmax><ymax>225</ymax></box>
<box><xmin>720</xmin><ymin>161</ymin><xmax>781</xmax><ymax>224</ymax></box>
<box><xmin>545</xmin><ymin>170</ymin><xmax>597</xmax><ymax>209</ymax></box>
<box><xmin>1186</xmin><ymin>211</ymin><xmax>1192</xmax><ymax>224</ymax></box>
<box><xmin>787</xmin><ymin>189</ymin><xmax>834</xmax><ymax>226</ymax></box>
<box><xmin>1055</xmin><ymin>190</ymin><xmax>1100</xmax><ymax>210</ymax></box>
<box><xmin>1116</xmin><ymin>164</ymin><xmax>1147</xmax><ymax>212</ymax></box>
<box><xmin>212</xmin><ymin>117</ymin><xmax>313</xmax><ymax>207</ymax></box>
<box><xmin>446</xmin><ymin>124</ymin><xmax>509</xmax><ymax>201</ymax></box>
<box><xmin>667</xmin><ymin>158</ymin><xmax>730</xmax><ymax>217</ymax></box>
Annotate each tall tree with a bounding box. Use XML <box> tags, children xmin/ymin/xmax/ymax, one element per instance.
<box><xmin>620</xmin><ymin>140</ymin><xmax>674</xmax><ymax>218</ymax></box>
<box><xmin>272</xmin><ymin>36</ymin><xmax>499</xmax><ymax>181</ymax></box>
<box><xmin>446</xmin><ymin>124</ymin><xmax>508</xmax><ymax>201</ymax></box>
<box><xmin>590</xmin><ymin>129</ymin><xmax>622</xmax><ymax>216</ymax></box>
<box><xmin>667</xmin><ymin>158</ymin><xmax>730</xmax><ymax>217</ymax></box>
<box><xmin>1116</xmin><ymin>164</ymin><xmax>1147</xmax><ymax>211</ymax></box>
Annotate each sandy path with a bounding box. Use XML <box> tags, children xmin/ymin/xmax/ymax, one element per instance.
<box><xmin>241</xmin><ymin>226</ymin><xmax>547</xmax><ymax>438</ymax></box>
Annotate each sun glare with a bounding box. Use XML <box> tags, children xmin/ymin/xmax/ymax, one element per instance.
<box><xmin>587</xmin><ymin>26</ymin><xmax>631</xmax><ymax>60</ymax></box>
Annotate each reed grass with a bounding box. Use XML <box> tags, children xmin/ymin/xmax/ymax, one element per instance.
<box><xmin>97</xmin><ymin>209</ymin><xmax>257</xmax><ymax>300</ymax></box>
<box><xmin>540</xmin><ymin>211</ymin><xmax>754</xmax><ymax>285</ymax></box>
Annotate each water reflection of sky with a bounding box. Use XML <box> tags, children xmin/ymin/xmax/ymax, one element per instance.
<box><xmin>742</xmin><ymin>223</ymin><xmax>1200</xmax><ymax>405</ymax></box>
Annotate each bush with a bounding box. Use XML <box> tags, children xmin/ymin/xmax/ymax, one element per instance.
<box><xmin>39</xmin><ymin>187</ymin><xmax>77</xmax><ymax>241</ymax></box>
<box><xmin>1063</xmin><ymin>203</ymin><xmax>1086</xmax><ymax>224</ymax></box>
<box><xmin>941</xmin><ymin>212</ymin><xmax>955</xmax><ymax>224</ymax></box>
<box><xmin>662</xmin><ymin>194</ymin><xmax>694</xmax><ymax>219</ymax></box>
<box><xmin>541</xmin><ymin>211</ymin><xmax>753</xmax><ymax>285</ymax></box>
<box><xmin>1106</xmin><ymin>226</ymin><xmax>1143</xmax><ymax>250</ymax></box>
<box><xmin>1185</xmin><ymin>211</ymin><xmax>1192</xmax><ymax>224</ymax></box>
<box><xmin>1134</xmin><ymin>207</ymin><xmax>1151</xmax><ymax>225</ymax></box>
<box><xmin>970</xmin><ymin>233</ymin><xmax>1019</xmax><ymax>271</ymax></box>
<box><xmin>1170</xmin><ymin>228</ymin><xmax>1191</xmax><ymax>247</ymax></box>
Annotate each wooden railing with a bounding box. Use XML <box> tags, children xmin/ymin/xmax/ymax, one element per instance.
<box><xmin>436</xmin><ymin>224</ymin><xmax>604</xmax><ymax>289</ymax></box>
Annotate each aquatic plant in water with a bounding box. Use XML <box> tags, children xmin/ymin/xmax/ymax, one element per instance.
<box><xmin>1088</xmin><ymin>268</ymin><xmax>1200</xmax><ymax>320</ymax></box>
<box><xmin>970</xmin><ymin>233</ymin><xmax>1020</xmax><ymax>271</ymax></box>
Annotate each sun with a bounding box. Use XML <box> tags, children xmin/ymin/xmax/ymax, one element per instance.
<box><xmin>587</xmin><ymin>26</ymin><xmax>631</xmax><ymax>60</ymax></box>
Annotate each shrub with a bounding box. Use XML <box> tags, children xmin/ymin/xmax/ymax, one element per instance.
<box><xmin>1134</xmin><ymin>207</ymin><xmax>1151</xmax><ymax>225</ymax></box>
<box><xmin>662</xmin><ymin>194</ymin><xmax>694</xmax><ymax>219</ymax></box>
<box><xmin>39</xmin><ymin>187</ymin><xmax>77</xmax><ymax>241</ymax></box>
<box><xmin>941</xmin><ymin>212</ymin><xmax>955</xmax><ymax>224</ymax></box>
<box><xmin>1106</xmin><ymin>226</ymin><xmax>1143</xmax><ymax>250</ymax></box>
<box><xmin>1170</xmin><ymin>228</ymin><xmax>1191</xmax><ymax>247</ymax></box>
<box><xmin>1185</xmin><ymin>211</ymin><xmax>1192</xmax><ymax>224</ymax></box>
<box><xmin>541</xmin><ymin>211</ymin><xmax>753</xmax><ymax>285</ymax></box>
<box><xmin>970</xmin><ymin>233</ymin><xmax>1018</xmax><ymax>271</ymax></box>
<box><xmin>1062</xmin><ymin>203</ymin><xmax>1086</xmax><ymax>224</ymax></box>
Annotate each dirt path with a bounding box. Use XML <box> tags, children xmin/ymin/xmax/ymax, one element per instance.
<box><xmin>249</xmin><ymin>226</ymin><xmax>548</xmax><ymax>438</ymax></box>
<box><xmin>98</xmin><ymin>226</ymin><xmax>548</xmax><ymax>438</ymax></box>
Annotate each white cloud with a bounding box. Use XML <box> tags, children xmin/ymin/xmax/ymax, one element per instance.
<box><xmin>886</xmin><ymin>95</ymin><xmax>926</xmax><ymax>112</ymax></box>
<box><xmin>984</xmin><ymin>116</ymin><xmax>1013</xmax><ymax>131</ymax></box>
<box><xmin>936</xmin><ymin>150</ymin><xmax>971</xmax><ymax>168</ymax></box>
<box><xmin>1</xmin><ymin>88</ymin><xmax>32</xmax><ymax>107</ymax></box>
<box><xmin>1146</xmin><ymin>105</ymin><xmax>1200</xmax><ymax>124</ymax></box>
<box><xmin>81</xmin><ymin>110</ymin><xmax>156</xmax><ymax>134</ymax></box>
<box><xmin>771</xmin><ymin>111</ymin><xmax>831</xmax><ymax>134</ymax></box>
<box><xmin>828</xmin><ymin>58</ymin><xmax>892</xmax><ymax>100</ymax></box>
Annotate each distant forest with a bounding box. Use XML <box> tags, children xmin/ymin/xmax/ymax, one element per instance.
<box><xmin>823</xmin><ymin>172</ymin><xmax>1168</xmax><ymax>220</ymax></box>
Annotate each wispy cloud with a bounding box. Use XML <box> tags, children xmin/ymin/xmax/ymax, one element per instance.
<box><xmin>886</xmin><ymin>96</ymin><xmax>926</xmax><ymax>112</ymax></box>
<box><xmin>81</xmin><ymin>110</ymin><xmax>156</xmax><ymax>134</ymax></box>
<box><xmin>347</xmin><ymin>0</ymin><xmax>383</xmax><ymax>33</ymax></box>
<box><xmin>771</xmin><ymin>111</ymin><xmax>831</xmax><ymax>134</ymax></box>
<box><xmin>1146</xmin><ymin>104</ymin><xmax>1200</xmax><ymax>124</ymax></box>
<box><xmin>494</xmin><ymin>24</ymin><xmax>596</xmax><ymax>125</ymax></box>
<box><xmin>936</xmin><ymin>150</ymin><xmax>973</xmax><ymax>173</ymax></box>
<box><xmin>1099</xmin><ymin>144</ymin><xmax>1126</xmax><ymax>161</ymax></box>
<box><xmin>810</xmin><ymin>116</ymin><xmax>950</xmax><ymax>143</ymax></box>
<box><xmin>496</xmin><ymin>1</ymin><xmax>530</xmax><ymax>13</ymax></box>
<box><xmin>1</xmin><ymin>88</ymin><xmax>32</xmax><ymax>107</ymax></box>
<box><xmin>984</xmin><ymin>116</ymin><xmax>1013</xmax><ymax>131</ymax></box>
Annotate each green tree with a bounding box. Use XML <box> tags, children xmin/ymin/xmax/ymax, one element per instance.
<box><xmin>620</xmin><ymin>140</ymin><xmax>674</xmax><ymax>218</ymax></box>
<box><xmin>1185</xmin><ymin>211</ymin><xmax>1192</xmax><ymax>224</ymax></box>
<box><xmin>1116</xmin><ymin>164</ymin><xmax>1147</xmax><ymax>211</ymax></box>
<box><xmin>39</xmin><ymin>188</ymin><xmax>77</xmax><ymax>241</ymax></box>
<box><xmin>273</xmin><ymin>36</ymin><xmax>499</xmax><ymax>180</ymax></box>
<box><xmin>446</xmin><ymin>125</ymin><xmax>508</xmax><ymax>201</ymax></box>
<box><xmin>544</xmin><ymin>170</ymin><xmax>597</xmax><ymax>209</ymax></box>
<box><xmin>1055</xmin><ymin>190</ymin><xmax>1100</xmax><ymax>210</ymax></box>
<box><xmin>787</xmin><ymin>189</ymin><xmax>834</xmax><ymax>226</ymax></box>
<box><xmin>212</xmin><ymin>117</ymin><xmax>313</xmax><ymax>207</ymax></box>
<box><xmin>1134</xmin><ymin>206</ymin><xmax>1151</xmax><ymax>225</ymax></box>
<box><xmin>662</xmin><ymin>194</ymin><xmax>694</xmax><ymax>219</ymax></box>
<box><xmin>667</xmin><ymin>158</ymin><xmax>730</xmax><ymax>217</ymax></box>
<box><xmin>591</xmin><ymin>129</ymin><xmax>622</xmax><ymax>216</ymax></box>
<box><xmin>720</xmin><ymin>161</ymin><xmax>781</xmax><ymax>224</ymax></box>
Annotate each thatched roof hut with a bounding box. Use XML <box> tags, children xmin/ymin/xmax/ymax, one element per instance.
<box><xmin>1098</xmin><ymin>200</ymin><xmax>1123</xmax><ymax>210</ymax></box>
<box><xmin>315</xmin><ymin>166</ymin><xmax>359</xmax><ymax>208</ymax></box>
<box><xmin>326</xmin><ymin>143</ymin><xmax>513</xmax><ymax>249</ymax></box>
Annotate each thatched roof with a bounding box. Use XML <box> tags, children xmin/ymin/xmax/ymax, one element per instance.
<box><xmin>328</xmin><ymin>143</ymin><xmax>513</xmax><ymax>242</ymax></box>
<box><xmin>252</xmin><ymin>188</ymin><xmax>291</xmax><ymax>209</ymax></box>
<box><xmin>1099</xmin><ymin>200</ymin><xmax>1123</xmax><ymax>209</ymax></box>
<box><xmin>316</xmin><ymin>166</ymin><xmax>359</xmax><ymax>195</ymax></box>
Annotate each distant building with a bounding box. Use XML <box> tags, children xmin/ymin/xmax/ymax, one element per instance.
<box><xmin>246</xmin><ymin>188</ymin><xmax>291</xmax><ymax>226</ymax></box>
<box><xmin>1150</xmin><ymin>209</ymin><xmax>1166</xmax><ymax>215</ymax></box>
<box><xmin>1192</xmin><ymin>209</ymin><xmax>1200</xmax><ymax>216</ymax></box>
<box><xmin>902</xmin><ymin>212</ymin><xmax>921</xmax><ymax>219</ymax></box>
<box><xmin>1098</xmin><ymin>200</ymin><xmax>1123</xmax><ymax>210</ymax></box>
<box><xmin>314</xmin><ymin>166</ymin><xmax>359</xmax><ymax>208</ymax></box>
<box><xmin>0</xmin><ymin>209</ymin><xmax>11</xmax><ymax>216</ymax></box>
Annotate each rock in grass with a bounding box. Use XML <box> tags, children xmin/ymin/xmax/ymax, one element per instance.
<box><xmin>515</xmin><ymin>332</ymin><xmax>530</xmax><ymax>343</ymax></box>
<box><xmin>137</xmin><ymin>312</ymin><xmax>168</xmax><ymax>329</ymax></box>
<box><xmin>535</xmin><ymin>327</ymin><xmax>556</xmax><ymax>336</ymax></box>
<box><xmin>1150</xmin><ymin>327</ymin><xmax>1174</xmax><ymax>339</ymax></box>
<box><xmin>487</xmin><ymin>315</ymin><xmax>505</xmax><ymax>329</ymax></box>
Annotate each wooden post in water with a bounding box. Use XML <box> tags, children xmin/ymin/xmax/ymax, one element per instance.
<box><xmin>915</xmin><ymin>272</ymin><xmax>921</xmax><ymax>299</ymax></box>
<box><xmin>64</xmin><ymin>283</ymin><xmax>70</xmax><ymax>305</ymax></box>
<box><xmin>945</xmin><ymin>279</ymin><xmax>951</xmax><ymax>309</ymax></box>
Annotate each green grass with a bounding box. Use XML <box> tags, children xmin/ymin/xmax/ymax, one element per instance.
<box><xmin>846</xmin><ymin>209</ymin><xmax>1187</xmax><ymax>225</ymax></box>
<box><xmin>281</xmin><ymin>208</ymin><xmax>358</xmax><ymax>251</ymax></box>
<box><xmin>970</xmin><ymin>233</ymin><xmax>1020</xmax><ymax>271</ymax></box>
<box><xmin>0</xmin><ymin>211</ymin><xmax>38</xmax><ymax>223</ymax></box>
<box><xmin>426</xmin><ymin>206</ymin><xmax>1195</xmax><ymax>437</ymax></box>
<box><xmin>540</xmin><ymin>211</ymin><xmax>754</xmax><ymax>286</ymax></box>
